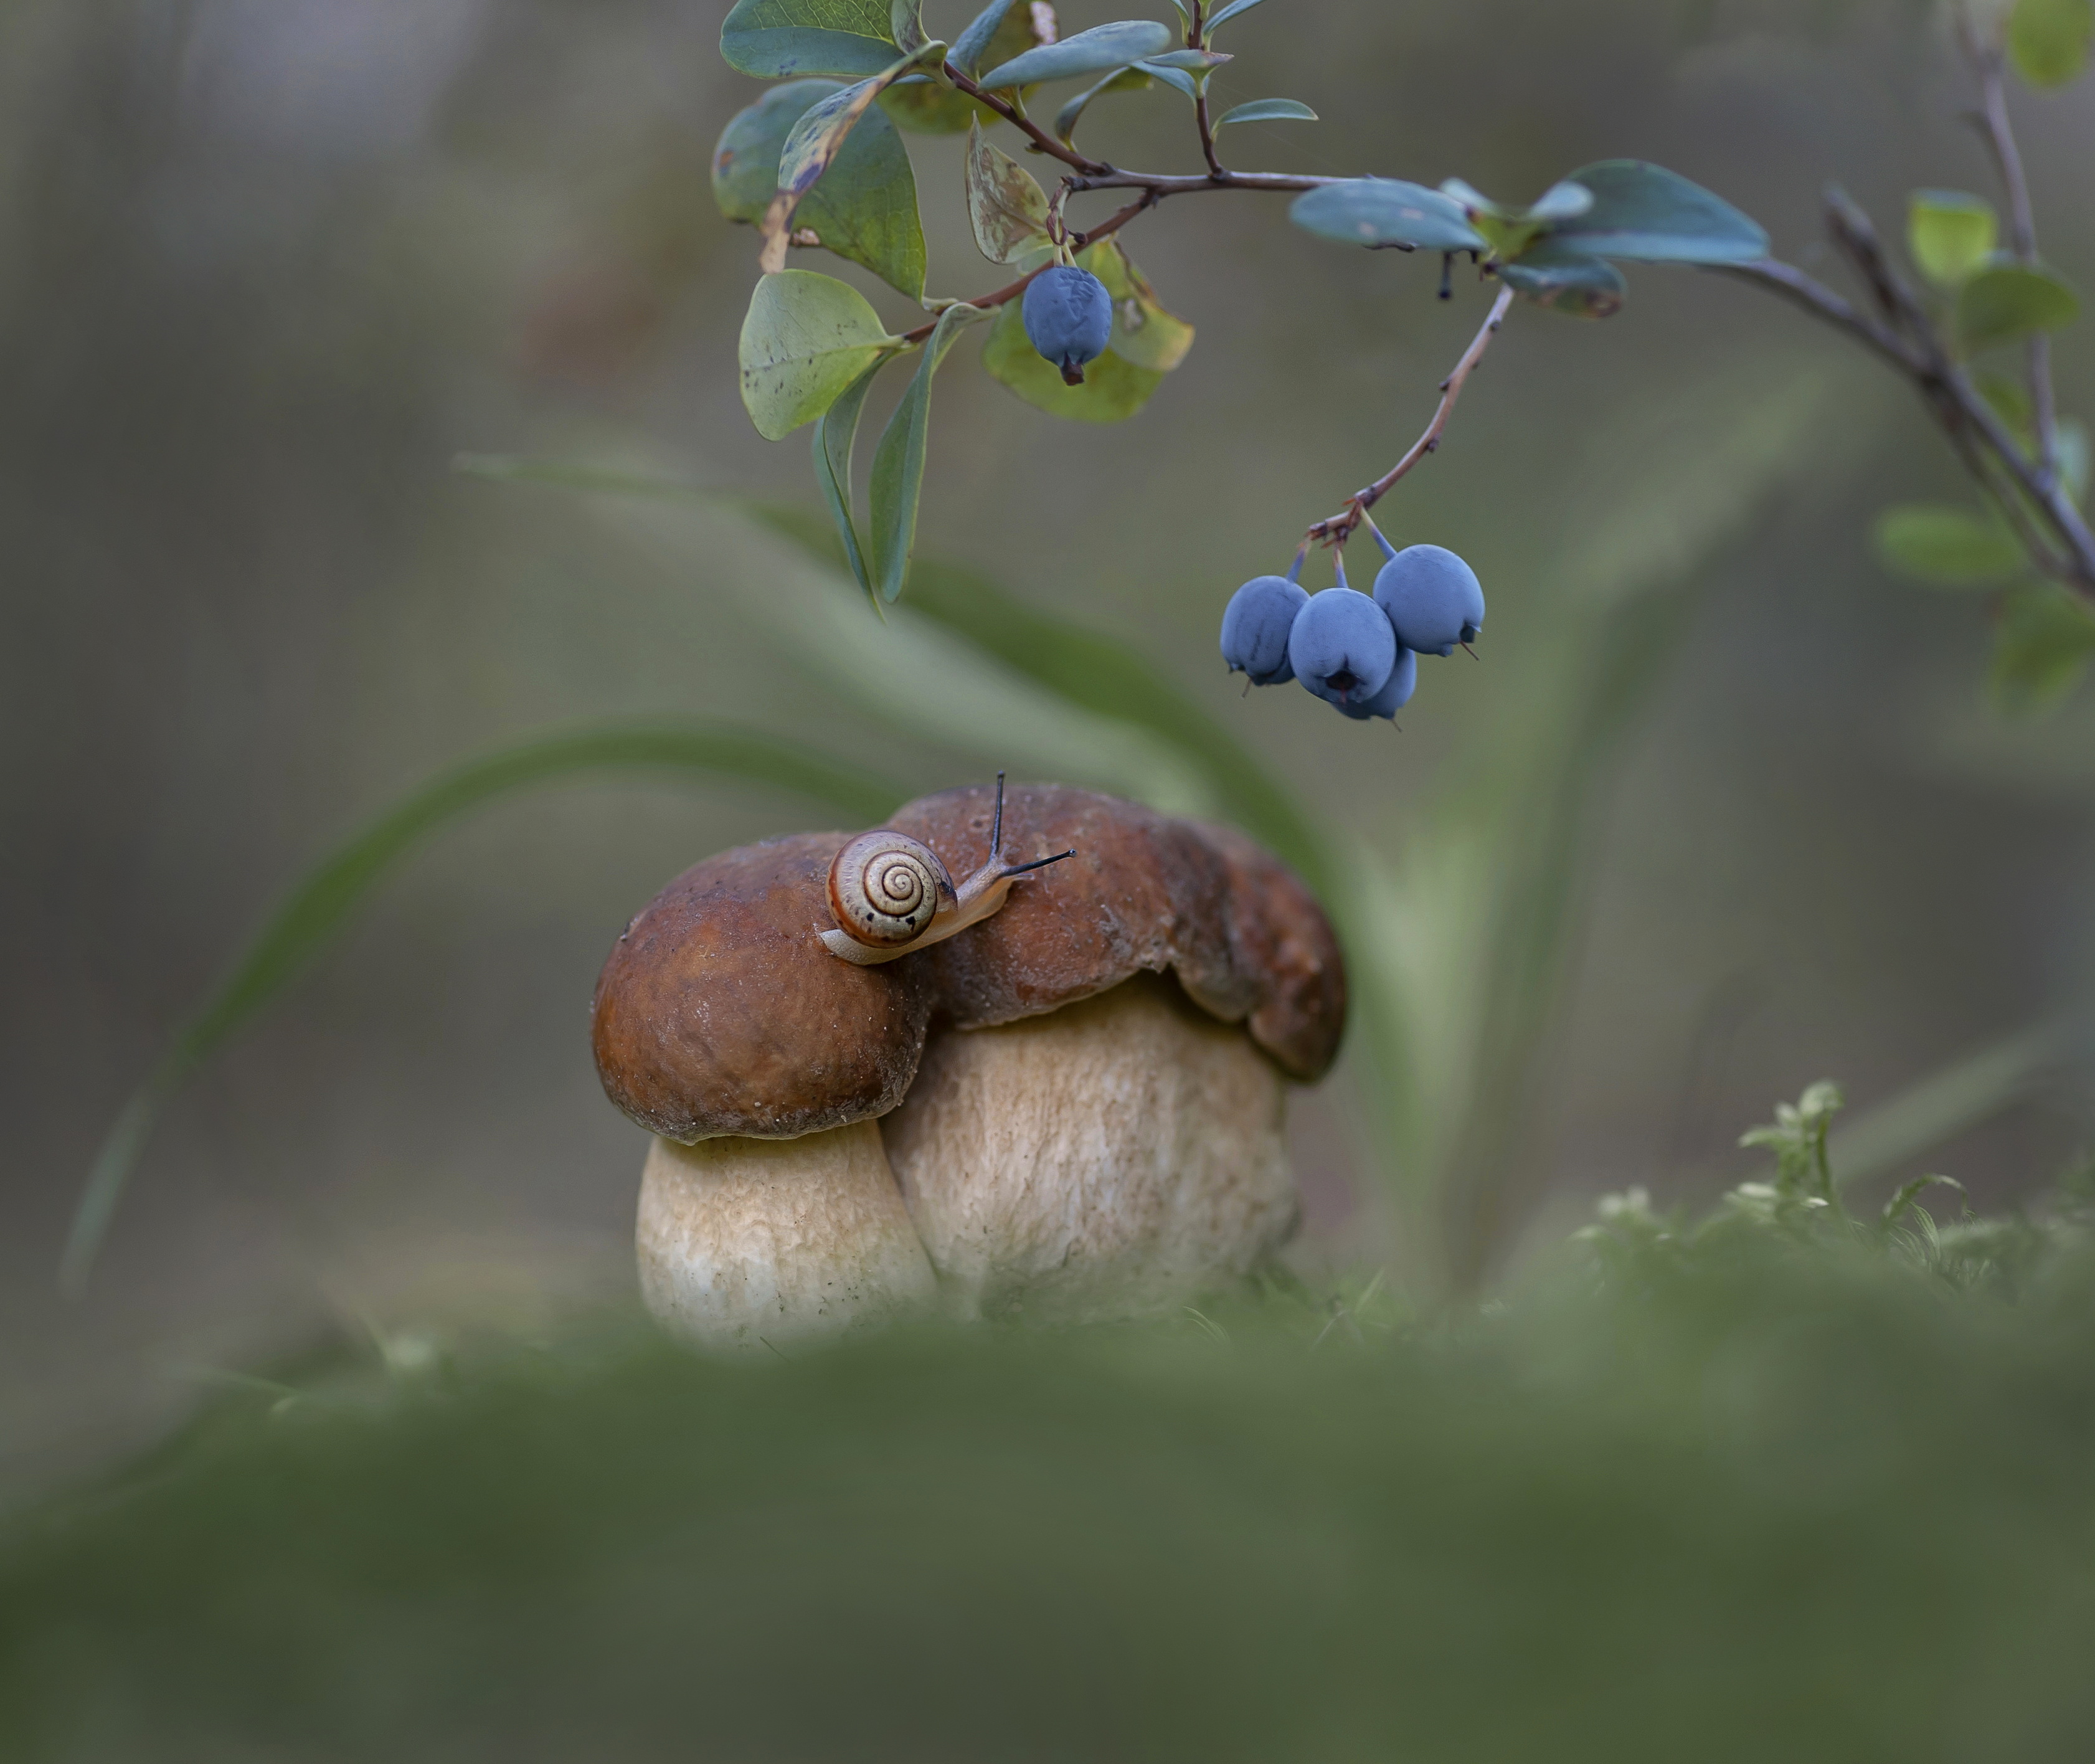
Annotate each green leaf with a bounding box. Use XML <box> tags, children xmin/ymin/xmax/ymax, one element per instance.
<box><xmin>1053</xmin><ymin>67</ymin><xmax>1156</xmax><ymax>144</ymax></box>
<box><xmin>869</xmin><ymin>304</ymin><xmax>983</xmax><ymax>601</ymax></box>
<box><xmin>1872</xmin><ymin>504</ymin><xmax>2028</xmax><ymax>586</ymax></box>
<box><xmin>60</xmin><ymin>721</ymin><xmax>907</xmax><ymax>1293</ymax></box>
<box><xmin>761</xmin><ymin>56</ymin><xmax>921</xmax><ymax>273</ymax></box>
<box><xmin>812</xmin><ymin>356</ymin><xmax>887</xmax><ymax>604</ymax></box>
<box><xmin>1204</xmin><ymin>0</ymin><xmax>1275</xmax><ymax>28</ymax></box>
<box><xmin>978</xmin><ymin>21</ymin><xmax>1176</xmax><ymax>88</ymax></box>
<box><xmin>1084</xmin><ymin>238</ymin><xmax>1194</xmax><ymax>371</ymax></box>
<box><xmin>1990</xmin><ymin>584</ymin><xmax>2095</xmax><ymax>713</ymax></box>
<box><xmin>2008</xmin><ymin>0</ymin><xmax>2093</xmax><ymax>87</ymax></box>
<box><xmin>712</xmin><ymin>82</ymin><xmax>927</xmax><ymax>298</ymax></box>
<box><xmin>1906</xmin><ymin>190</ymin><xmax>1998</xmax><ymax>288</ymax></box>
<box><xmin>1496</xmin><ymin>245</ymin><xmax>1625</xmax><ymax>318</ymax></box>
<box><xmin>1955</xmin><ymin>260</ymin><xmax>2080</xmax><ymax>351</ymax></box>
<box><xmin>1135</xmin><ymin>59</ymin><xmax>1200</xmax><ymax>98</ymax></box>
<box><xmin>720</xmin><ymin>0</ymin><xmax>900</xmax><ymax>77</ymax></box>
<box><xmin>964</xmin><ymin>120</ymin><xmax>1053</xmax><ymax>265</ymax></box>
<box><xmin>1289</xmin><ymin>179</ymin><xmax>1486</xmax><ymax>252</ymax></box>
<box><xmin>1548</xmin><ymin>160</ymin><xmax>1769</xmax><ymax>264</ymax></box>
<box><xmin>981</xmin><ymin>298</ymin><xmax>1165</xmax><ymax>421</ymax></box>
<box><xmin>889</xmin><ymin>0</ymin><xmax>926</xmax><ymax>54</ymax></box>
<box><xmin>738</xmin><ymin>269</ymin><xmax>900</xmax><ymax>441</ymax></box>
<box><xmin>1214</xmin><ymin>98</ymin><xmax>1317</xmax><ymax>126</ymax></box>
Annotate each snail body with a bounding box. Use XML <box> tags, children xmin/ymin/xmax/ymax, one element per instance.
<box><xmin>818</xmin><ymin>776</ymin><xmax>1076</xmax><ymax>965</ymax></box>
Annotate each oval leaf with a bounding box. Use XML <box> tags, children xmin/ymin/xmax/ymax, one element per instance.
<box><xmin>1956</xmin><ymin>261</ymin><xmax>2080</xmax><ymax>351</ymax></box>
<box><xmin>2008</xmin><ymin>0</ymin><xmax>2093</xmax><ymax>88</ymax></box>
<box><xmin>1497</xmin><ymin>247</ymin><xmax>1625</xmax><ymax>318</ymax></box>
<box><xmin>978</xmin><ymin>20</ymin><xmax>1176</xmax><ymax>88</ymax></box>
<box><xmin>952</xmin><ymin>0</ymin><xmax>1020</xmax><ymax>74</ymax></box>
<box><xmin>721</xmin><ymin>0</ymin><xmax>901</xmax><ymax>77</ymax></box>
<box><xmin>1204</xmin><ymin>0</ymin><xmax>1274</xmax><ymax>28</ymax></box>
<box><xmin>739</xmin><ymin>269</ymin><xmax>900</xmax><ymax>441</ymax></box>
<box><xmin>1549</xmin><ymin>160</ymin><xmax>1769</xmax><ymax>264</ymax></box>
<box><xmin>1991</xmin><ymin>583</ymin><xmax>2095</xmax><ymax>714</ymax></box>
<box><xmin>1143</xmin><ymin>48</ymin><xmax>1232</xmax><ymax>70</ymax></box>
<box><xmin>1054</xmin><ymin>67</ymin><xmax>1155</xmax><ymax>143</ymax></box>
<box><xmin>714</xmin><ymin>81</ymin><xmax>927</xmax><ymax>297</ymax></box>
<box><xmin>1872</xmin><ymin>504</ymin><xmax>2028</xmax><ymax>586</ymax></box>
<box><xmin>889</xmin><ymin>1</ymin><xmax>1044</xmax><ymax>128</ymax></box>
<box><xmin>1214</xmin><ymin>97</ymin><xmax>1317</xmax><ymax>126</ymax></box>
<box><xmin>1907</xmin><ymin>190</ymin><xmax>1998</xmax><ymax>289</ymax></box>
<box><xmin>1290</xmin><ymin>179</ymin><xmax>1486</xmax><ymax>252</ymax></box>
<box><xmin>869</xmin><ymin>304</ymin><xmax>986</xmax><ymax>601</ymax></box>
<box><xmin>981</xmin><ymin>298</ymin><xmax>1165</xmax><ymax>421</ymax></box>
<box><xmin>965</xmin><ymin>120</ymin><xmax>1052</xmax><ymax>265</ymax></box>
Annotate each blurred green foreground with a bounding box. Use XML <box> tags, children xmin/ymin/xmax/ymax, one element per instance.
<box><xmin>6</xmin><ymin>1211</ymin><xmax>2095</xmax><ymax>1763</ymax></box>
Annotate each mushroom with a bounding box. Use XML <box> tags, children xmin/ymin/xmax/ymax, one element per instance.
<box><xmin>591</xmin><ymin>784</ymin><xmax>1346</xmax><ymax>1346</ymax></box>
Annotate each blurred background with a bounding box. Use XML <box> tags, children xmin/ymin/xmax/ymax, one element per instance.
<box><xmin>4</xmin><ymin>0</ymin><xmax>2093</xmax><ymax>1497</ymax></box>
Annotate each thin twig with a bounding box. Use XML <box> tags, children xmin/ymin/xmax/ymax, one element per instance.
<box><xmin>1067</xmin><ymin>168</ymin><xmax>1341</xmax><ymax>196</ymax></box>
<box><xmin>1186</xmin><ymin>2</ymin><xmax>1226</xmax><ymax>178</ymax></box>
<box><xmin>893</xmin><ymin>194</ymin><xmax>1155</xmax><ymax>344</ymax></box>
<box><xmin>945</xmin><ymin>65</ymin><xmax>1110</xmax><ymax>176</ymax></box>
<box><xmin>1306</xmin><ymin>283</ymin><xmax>1515</xmax><ymax>546</ymax></box>
<box><xmin>1965</xmin><ymin>23</ymin><xmax>2061</xmax><ymax>475</ymax></box>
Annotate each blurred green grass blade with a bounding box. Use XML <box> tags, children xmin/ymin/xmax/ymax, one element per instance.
<box><xmin>1830</xmin><ymin>1017</ymin><xmax>2078</xmax><ymax>1192</ymax></box>
<box><xmin>62</xmin><ymin>721</ymin><xmax>907</xmax><ymax>1297</ymax></box>
<box><xmin>453</xmin><ymin>455</ymin><xmax>715</xmax><ymax>501</ymax></box>
<box><xmin>744</xmin><ymin>502</ymin><xmax>1333</xmax><ymax>895</ymax></box>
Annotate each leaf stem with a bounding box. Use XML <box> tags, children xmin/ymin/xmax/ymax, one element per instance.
<box><xmin>1306</xmin><ymin>283</ymin><xmax>1515</xmax><ymax>547</ymax></box>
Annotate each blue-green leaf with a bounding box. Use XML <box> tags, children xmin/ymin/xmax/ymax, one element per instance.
<box><xmin>1214</xmin><ymin>98</ymin><xmax>1317</xmax><ymax>127</ymax></box>
<box><xmin>61</xmin><ymin>722</ymin><xmax>907</xmax><ymax>1292</ymax></box>
<box><xmin>978</xmin><ymin>21</ymin><xmax>1175</xmax><ymax>88</ymax></box>
<box><xmin>1135</xmin><ymin>59</ymin><xmax>1199</xmax><ymax>98</ymax></box>
<box><xmin>1143</xmin><ymin>48</ymin><xmax>1231</xmax><ymax>70</ymax></box>
<box><xmin>1289</xmin><ymin>179</ymin><xmax>1485</xmax><ymax>252</ymax></box>
<box><xmin>1053</xmin><ymin>67</ymin><xmax>1156</xmax><ymax>143</ymax></box>
<box><xmin>869</xmin><ymin>304</ymin><xmax>984</xmax><ymax>601</ymax></box>
<box><xmin>1204</xmin><ymin>0</ymin><xmax>1275</xmax><ymax>29</ymax></box>
<box><xmin>813</xmin><ymin>357</ymin><xmax>887</xmax><ymax>605</ymax></box>
<box><xmin>1548</xmin><ymin>160</ymin><xmax>1769</xmax><ymax>264</ymax></box>
<box><xmin>721</xmin><ymin>0</ymin><xmax>900</xmax><ymax>77</ymax></box>
<box><xmin>951</xmin><ymin>0</ymin><xmax>1019</xmax><ymax>74</ymax></box>
<box><xmin>1497</xmin><ymin>245</ymin><xmax>1625</xmax><ymax>318</ymax></box>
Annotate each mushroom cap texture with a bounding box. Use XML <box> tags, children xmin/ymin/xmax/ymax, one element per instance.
<box><xmin>592</xmin><ymin>787</ymin><xmax>1347</xmax><ymax>1142</ymax></box>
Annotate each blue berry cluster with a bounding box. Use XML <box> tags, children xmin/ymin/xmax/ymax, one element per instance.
<box><xmin>1022</xmin><ymin>266</ymin><xmax>1114</xmax><ymax>386</ymax></box>
<box><xmin>1219</xmin><ymin>534</ymin><xmax>1484</xmax><ymax>723</ymax></box>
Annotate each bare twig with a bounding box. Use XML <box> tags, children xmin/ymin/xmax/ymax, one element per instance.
<box><xmin>1186</xmin><ymin>2</ymin><xmax>1226</xmax><ymax>178</ymax></box>
<box><xmin>1964</xmin><ymin>22</ymin><xmax>2061</xmax><ymax>476</ymax></box>
<box><xmin>1307</xmin><ymin>283</ymin><xmax>1516</xmax><ymax>548</ymax></box>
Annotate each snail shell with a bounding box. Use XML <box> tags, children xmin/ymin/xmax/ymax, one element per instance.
<box><xmin>826</xmin><ymin>832</ymin><xmax>957</xmax><ymax>952</ymax></box>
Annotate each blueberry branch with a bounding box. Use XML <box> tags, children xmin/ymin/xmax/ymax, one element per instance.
<box><xmin>1305</xmin><ymin>283</ymin><xmax>1516</xmax><ymax>548</ymax></box>
<box><xmin>1963</xmin><ymin>19</ymin><xmax>2061</xmax><ymax>478</ymax></box>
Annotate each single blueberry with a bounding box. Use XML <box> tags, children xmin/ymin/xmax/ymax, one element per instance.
<box><xmin>1336</xmin><ymin>646</ymin><xmax>1417</xmax><ymax>721</ymax></box>
<box><xmin>1023</xmin><ymin>266</ymin><xmax>1114</xmax><ymax>386</ymax></box>
<box><xmin>1220</xmin><ymin>559</ymin><xmax>1310</xmax><ymax>686</ymax></box>
<box><xmin>1371</xmin><ymin>544</ymin><xmax>1485</xmax><ymax>658</ymax></box>
<box><xmin>1288</xmin><ymin>565</ymin><xmax>1397</xmax><ymax>709</ymax></box>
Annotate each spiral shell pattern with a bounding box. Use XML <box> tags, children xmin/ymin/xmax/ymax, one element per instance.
<box><xmin>827</xmin><ymin>832</ymin><xmax>954</xmax><ymax>949</ymax></box>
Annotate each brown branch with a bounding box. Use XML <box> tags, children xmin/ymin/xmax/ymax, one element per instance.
<box><xmin>1186</xmin><ymin>2</ymin><xmax>1226</xmax><ymax>178</ymax></box>
<box><xmin>1306</xmin><ymin>283</ymin><xmax>1515</xmax><ymax>548</ymax></box>
<box><xmin>1067</xmin><ymin>168</ymin><xmax>1340</xmax><ymax>196</ymax></box>
<box><xmin>944</xmin><ymin>65</ymin><xmax>1110</xmax><ymax>176</ymax></box>
<box><xmin>1965</xmin><ymin>26</ymin><xmax>2061</xmax><ymax>477</ymax></box>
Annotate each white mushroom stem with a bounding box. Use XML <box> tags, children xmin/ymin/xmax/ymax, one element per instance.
<box><xmin>636</xmin><ymin>1120</ymin><xmax>937</xmax><ymax>1349</ymax></box>
<box><xmin>880</xmin><ymin>974</ymin><xmax>1298</xmax><ymax>1322</ymax></box>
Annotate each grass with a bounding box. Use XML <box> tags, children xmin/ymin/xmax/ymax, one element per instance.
<box><xmin>6</xmin><ymin>1096</ymin><xmax>2095</xmax><ymax>1762</ymax></box>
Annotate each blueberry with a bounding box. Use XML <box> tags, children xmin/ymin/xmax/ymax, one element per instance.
<box><xmin>1371</xmin><ymin>542</ymin><xmax>1484</xmax><ymax>658</ymax></box>
<box><xmin>1288</xmin><ymin>559</ymin><xmax>1397</xmax><ymax>709</ymax></box>
<box><xmin>1336</xmin><ymin>646</ymin><xmax>1417</xmax><ymax>721</ymax></box>
<box><xmin>1023</xmin><ymin>266</ymin><xmax>1114</xmax><ymax>386</ymax></box>
<box><xmin>1220</xmin><ymin>557</ymin><xmax>1310</xmax><ymax>686</ymax></box>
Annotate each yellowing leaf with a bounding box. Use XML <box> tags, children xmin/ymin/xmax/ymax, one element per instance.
<box><xmin>738</xmin><ymin>270</ymin><xmax>900</xmax><ymax>440</ymax></box>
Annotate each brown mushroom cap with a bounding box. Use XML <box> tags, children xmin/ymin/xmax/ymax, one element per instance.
<box><xmin>592</xmin><ymin>833</ymin><xmax>932</xmax><ymax>1142</ymax></box>
<box><xmin>890</xmin><ymin>785</ymin><xmax>1345</xmax><ymax>1081</ymax></box>
<box><xmin>590</xmin><ymin>787</ymin><xmax>1347</xmax><ymax>1143</ymax></box>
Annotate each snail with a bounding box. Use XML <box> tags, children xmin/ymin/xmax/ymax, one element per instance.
<box><xmin>819</xmin><ymin>773</ymin><xmax>1076</xmax><ymax>965</ymax></box>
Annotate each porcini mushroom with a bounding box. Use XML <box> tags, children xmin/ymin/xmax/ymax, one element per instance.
<box><xmin>591</xmin><ymin>782</ymin><xmax>1346</xmax><ymax>1346</ymax></box>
